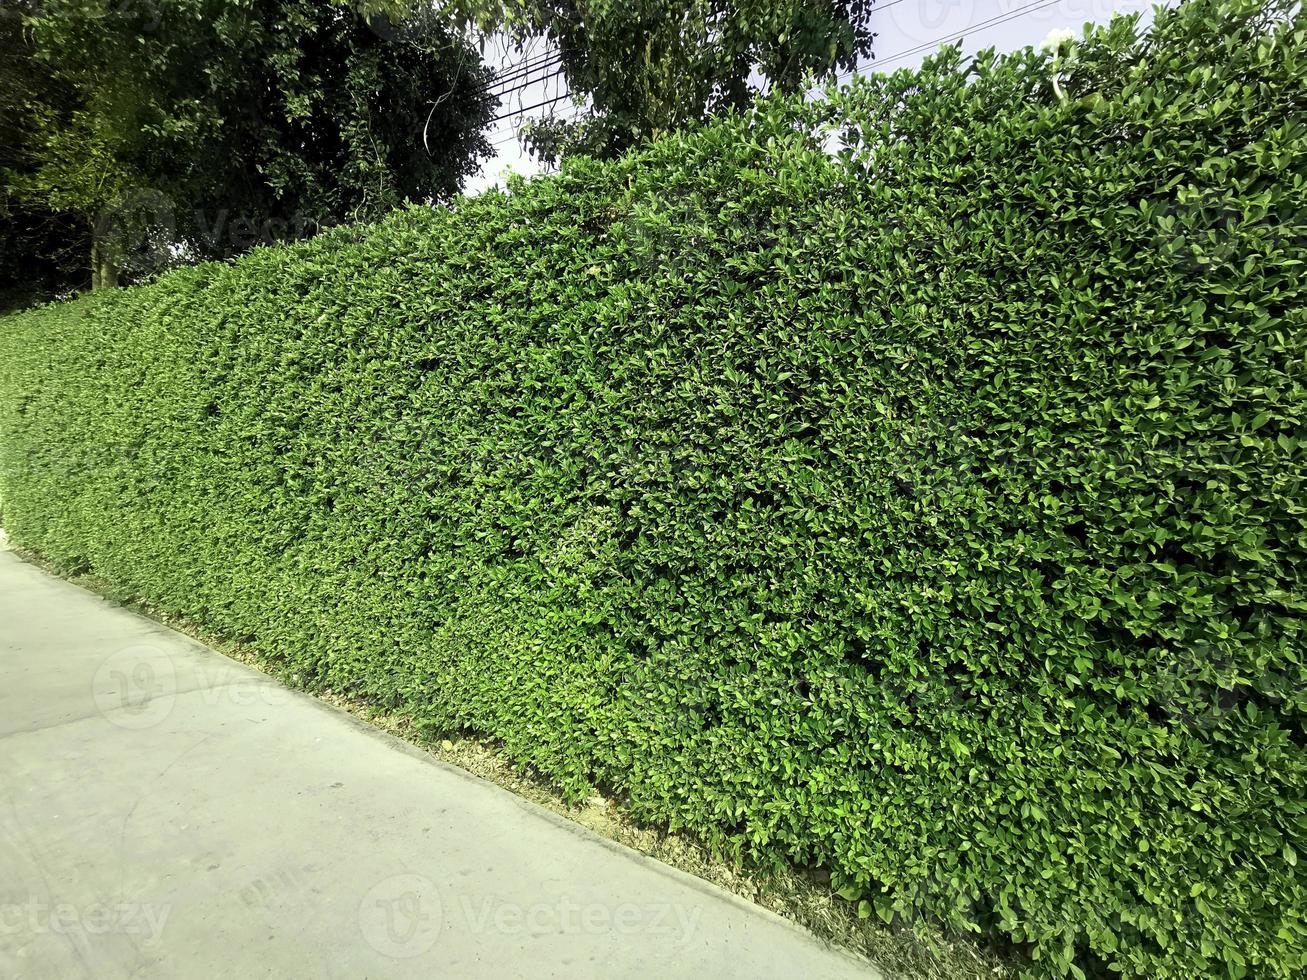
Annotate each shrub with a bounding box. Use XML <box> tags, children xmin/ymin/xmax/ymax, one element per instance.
<box><xmin>1</xmin><ymin>1</ymin><xmax>1303</xmax><ymax>974</ymax></box>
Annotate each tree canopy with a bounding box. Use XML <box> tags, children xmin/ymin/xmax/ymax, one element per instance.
<box><xmin>3</xmin><ymin>0</ymin><xmax>496</xmax><ymax>290</ymax></box>
<box><xmin>2</xmin><ymin>0</ymin><xmax>880</xmax><ymax>296</ymax></box>
<box><xmin>454</xmin><ymin>0</ymin><xmax>877</xmax><ymax>161</ymax></box>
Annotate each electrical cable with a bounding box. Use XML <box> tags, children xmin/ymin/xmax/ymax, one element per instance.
<box><xmin>834</xmin><ymin>0</ymin><xmax>1067</xmax><ymax>82</ymax></box>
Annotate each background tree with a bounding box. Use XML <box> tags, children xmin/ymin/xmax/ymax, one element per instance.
<box><xmin>3</xmin><ymin>0</ymin><xmax>496</xmax><ymax>290</ymax></box>
<box><xmin>452</xmin><ymin>0</ymin><xmax>878</xmax><ymax>161</ymax></box>
<box><xmin>0</xmin><ymin>2</ymin><xmax>84</xmax><ymax>309</ymax></box>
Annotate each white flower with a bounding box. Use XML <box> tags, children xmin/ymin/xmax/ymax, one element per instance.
<box><xmin>1040</xmin><ymin>28</ymin><xmax>1076</xmax><ymax>54</ymax></box>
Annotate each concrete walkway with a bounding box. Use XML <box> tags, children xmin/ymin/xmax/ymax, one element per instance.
<box><xmin>0</xmin><ymin>546</ymin><xmax>878</xmax><ymax>979</ymax></box>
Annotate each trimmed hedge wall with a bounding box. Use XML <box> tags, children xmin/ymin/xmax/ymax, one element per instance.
<box><xmin>2</xmin><ymin>1</ymin><xmax>1304</xmax><ymax>974</ymax></box>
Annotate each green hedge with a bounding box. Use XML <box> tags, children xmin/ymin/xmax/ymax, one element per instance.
<box><xmin>2</xmin><ymin>1</ymin><xmax>1304</xmax><ymax>974</ymax></box>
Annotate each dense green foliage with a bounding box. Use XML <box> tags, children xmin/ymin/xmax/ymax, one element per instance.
<box><xmin>2</xmin><ymin>0</ymin><xmax>495</xmax><ymax>289</ymax></box>
<box><xmin>2</xmin><ymin>1</ymin><xmax>1304</xmax><ymax>975</ymax></box>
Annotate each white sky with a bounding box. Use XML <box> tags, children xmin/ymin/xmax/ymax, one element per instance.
<box><xmin>462</xmin><ymin>0</ymin><xmax>1171</xmax><ymax>196</ymax></box>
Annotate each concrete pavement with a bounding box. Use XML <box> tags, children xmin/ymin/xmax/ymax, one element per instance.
<box><xmin>0</xmin><ymin>544</ymin><xmax>879</xmax><ymax>979</ymax></box>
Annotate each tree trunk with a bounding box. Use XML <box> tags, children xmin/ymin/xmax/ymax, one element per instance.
<box><xmin>90</xmin><ymin>232</ymin><xmax>120</xmax><ymax>290</ymax></box>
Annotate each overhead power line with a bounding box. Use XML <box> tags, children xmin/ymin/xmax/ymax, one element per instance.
<box><xmin>487</xmin><ymin>54</ymin><xmax>564</xmax><ymax>94</ymax></box>
<box><xmin>836</xmin><ymin>0</ymin><xmax>1068</xmax><ymax>82</ymax></box>
<box><xmin>478</xmin><ymin>0</ymin><xmax>1072</xmax><ymax>158</ymax></box>
<box><xmin>479</xmin><ymin>0</ymin><xmax>1053</xmax><ymax>114</ymax></box>
<box><xmin>487</xmin><ymin>68</ymin><xmax>568</xmax><ymax>105</ymax></box>
<box><xmin>487</xmin><ymin>89</ymin><xmax>577</xmax><ymax>124</ymax></box>
<box><xmin>488</xmin><ymin>106</ymin><xmax>587</xmax><ymax>148</ymax></box>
